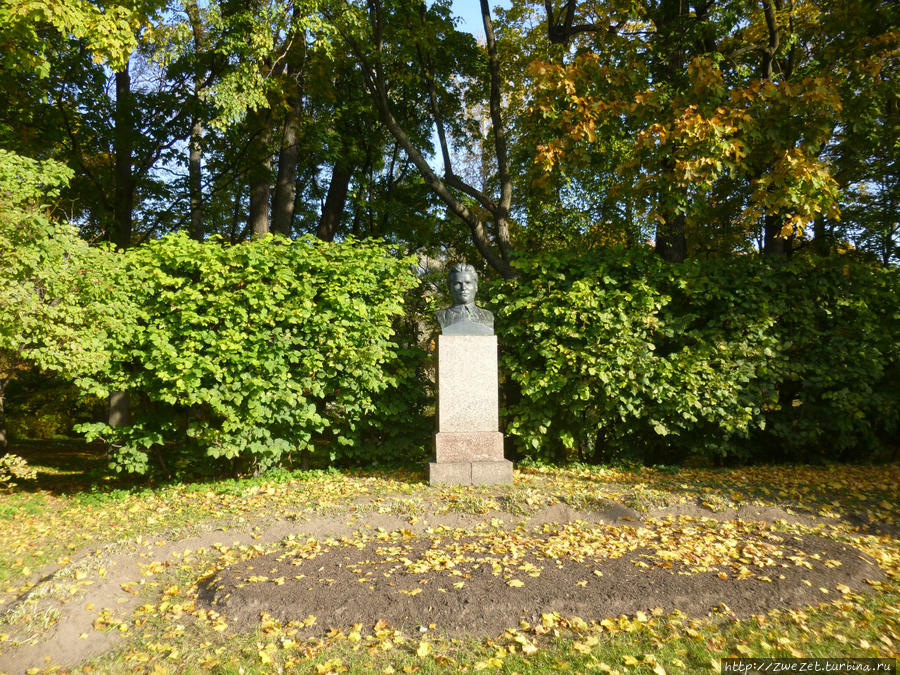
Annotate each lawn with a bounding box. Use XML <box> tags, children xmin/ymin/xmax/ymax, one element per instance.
<box><xmin>0</xmin><ymin>442</ymin><xmax>898</xmax><ymax>674</ymax></box>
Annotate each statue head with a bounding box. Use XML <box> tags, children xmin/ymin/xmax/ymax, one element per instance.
<box><xmin>448</xmin><ymin>263</ymin><xmax>478</xmax><ymax>306</ymax></box>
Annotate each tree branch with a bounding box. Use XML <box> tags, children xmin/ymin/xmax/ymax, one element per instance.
<box><xmin>334</xmin><ymin>1</ymin><xmax>516</xmax><ymax>278</ymax></box>
<box><xmin>760</xmin><ymin>0</ymin><xmax>780</xmax><ymax>80</ymax></box>
<box><xmin>480</xmin><ymin>0</ymin><xmax>513</xmax><ymax>261</ymax></box>
<box><xmin>545</xmin><ymin>0</ymin><xmax>610</xmax><ymax>45</ymax></box>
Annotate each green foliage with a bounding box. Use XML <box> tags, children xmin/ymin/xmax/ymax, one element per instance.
<box><xmin>489</xmin><ymin>249</ymin><xmax>899</xmax><ymax>464</ymax></box>
<box><xmin>76</xmin><ymin>233</ymin><xmax>420</xmax><ymax>475</ymax></box>
<box><xmin>0</xmin><ymin>150</ymin><xmax>129</xmax><ymax>388</ymax></box>
<box><xmin>0</xmin><ymin>0</ymin><xmax>147</xmax><ymax>75</ymax></box>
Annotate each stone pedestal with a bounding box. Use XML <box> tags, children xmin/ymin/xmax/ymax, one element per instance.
<box><xmin>429</xmin><ymin>335</ymin><xmax>513</xmax><ymax>485</ymax></box>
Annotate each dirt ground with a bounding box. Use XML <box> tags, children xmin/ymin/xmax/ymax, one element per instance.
<box><xmin>0</xmin><ymin>496</ymin><xmax>887</xmax><ymax>674</ymax></box>
<box><xmin>201</xmin><ymin>526</ymin><xmax>878</xmax><ymax>639</ymax></box>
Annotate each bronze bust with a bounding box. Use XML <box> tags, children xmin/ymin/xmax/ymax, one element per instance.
<box><xmin>435</xmin><ymin>263</ymin><xmax>494</xmax><ymax>335</ymax></box>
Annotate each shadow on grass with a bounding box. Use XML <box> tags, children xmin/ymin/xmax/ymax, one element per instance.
<box><xmin>6</xmin><ymin>439</ymin><xmax>115</xmax><ymax>491</ymax></box>
<box><xmin>4</xmin><ymin>439</ymin><xmax>431</xmax><ymax>502</ymax></box>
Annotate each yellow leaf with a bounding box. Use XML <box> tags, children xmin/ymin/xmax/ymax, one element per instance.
<box><xmin>623</xmin><ymin>655</ymin><xmax>639</xmax><ymax>666</ymax></box>
<box><xmin>507</xmin><ymin>579</ymin><xmax>524</xmax><ymax>587</ymax></box>
<box><xmin>417</xmin><ymin>640</ymin><xmax>431</xmax><ymax>657</ymax></box>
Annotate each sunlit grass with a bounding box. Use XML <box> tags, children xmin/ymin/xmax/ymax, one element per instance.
<box><xmin>1</xmin><ymin>443</ymin><xmax>898</xmax><ymax>673</ymax></box>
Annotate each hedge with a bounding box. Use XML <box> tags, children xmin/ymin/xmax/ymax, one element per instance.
<box><xmin>78</xmin><ymin>233</ymin><xmax>423</xmax><ymax>475</ymax></box>
<box><xmin>488</xmin><ymin>249</ymin><xmax>899</xmax><ymax>465</ymax></box>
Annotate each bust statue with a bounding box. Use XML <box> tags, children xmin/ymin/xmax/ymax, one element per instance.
<box><xmin>435</xmin><ymin>263</ymin><xmax>494</xmax><ymax>336</ymax></box>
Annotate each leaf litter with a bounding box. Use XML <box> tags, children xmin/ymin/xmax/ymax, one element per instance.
<box><xmin>0</xmin><ymin>460</ymin><xmax>897</xmax><ymax>673</ymax></box>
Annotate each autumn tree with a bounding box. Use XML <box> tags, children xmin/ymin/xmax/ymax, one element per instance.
<box><xmin>527</xmin><ymin>0</ymin><xmax>895</xmax><ymax>260</ymax></box>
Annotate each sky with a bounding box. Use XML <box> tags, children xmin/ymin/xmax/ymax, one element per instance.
<box><xmin>450</xmin><ymin>0</ymin><xmax>511</xmax><ymax>36</ymax></box>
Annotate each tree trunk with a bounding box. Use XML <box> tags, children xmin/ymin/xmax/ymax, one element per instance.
<box><xmin>271</xmin><ymin>32</ymin><xmax>305</xmax><ymax>237</ymax></box>
<box><xmin>0</xmin><ymin>377</ymin><xmax>9</xmax><ymax>452</ymax></box>
<box><xmin>185</xmin><ymin>0</ymin><xmax>205</xmax><ymax>241</ymax></box>
<box><xmin>811</xmin><ymin>216</ymin><xmax>831</xmax><ymax>256</ymax></box>
<box><xmin>764</xmin><ymin>213</ymin><xmax>793</xmax><ymax>258</ymax></box>
<box><xmin>656</xmin><ymin>213</ymin><xmax>687</xmax><ymax>262</ymax></box>
<box><xmin>113</xmin><ymin>63</ymin><xmax>134</xmax><ymax>250</ymax></box>
<box><xmin>246</xmin><ymin>108</ymin><xmax>272</xmax><ymax>239</ymax></box>
<box><xmin>317</xmin><ymin>162</ymin><xmax>353</xmax><ymax>242</ymax></box>
<box><xmin>188</xmin><ymin>117</ymin><xmax>204</xmax><ymax>240</ymax></box>
<box><xmin>111</xmin><ymin>63</ymin><xmax>135</xmax><ymax>433</ymax></box>
<box><xmin>108</xmin><ymin>390</ymin><xmax>131</xmax><ymax>428</ymax></box>
<box><xmin>351</xmin><ymin>0</ymin><xmax>517</xmax><ymax>279</ymax></box>
<box><xmin>271</xmin><ymin>94</ymin><xmax>301</xmax><ymax>236</ymax></box>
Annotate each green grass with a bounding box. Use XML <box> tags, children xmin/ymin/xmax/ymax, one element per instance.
<box><xmin>1</xmin><ymin>442</ymin><xmax>898</xmax><ymax>674</ymax></box>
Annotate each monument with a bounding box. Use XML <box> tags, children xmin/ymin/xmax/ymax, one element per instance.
<box><xmin>430</xmin><ymin>264</ymin><xmax>513</xmax><ymax>485</ymax></box>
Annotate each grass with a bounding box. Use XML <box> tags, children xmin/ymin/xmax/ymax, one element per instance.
<box><xmin>1</xmin><ymin>441</ymin><xmax>898</xmax><ymax>674</ymax></box>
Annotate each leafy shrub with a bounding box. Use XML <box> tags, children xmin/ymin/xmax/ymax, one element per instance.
<box><xmin>0</xmin><ymin>151</ymin><xmax>128</xmax><ymax>383</ymax></box>
<box><xmin>488</xmin><ymin>249</ymin><xmax>898</xmax><ymax>465</ymax></box>
<box><xmin>0</xmin><ymin>453</ymin><xmax>37</xmax><ymax>490</ymax></box>
<box><xmin>1</xmin><ymin>150</ymin><xmax>129</xmax><ymax>451</ymax></box>
<box><xmin>755</xmin><ymin>257</ymin><xmax>899</xmax><ymax>461</ymax></box>
<box><xmin>77</xmin><ymin>233</ymin><xmax>420</xmax><ymax>475</ymax></box>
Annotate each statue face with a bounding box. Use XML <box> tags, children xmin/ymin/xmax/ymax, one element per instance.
<box><xmin>449</xmin><ymin>270</ymin><xmax>477</xmax><ymax>305</ymax></box>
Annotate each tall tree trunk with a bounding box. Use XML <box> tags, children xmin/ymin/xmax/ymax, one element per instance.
<box><xmin>812</xmin><ymin>216</ymin><xmax>831</xmax><ymax>256</ymax></box>
<box><xmin>759</xmin><ymin>0</ymin><xmax>792</xmax><ymax>259</ymax></box>
<box><xmin>479</xmin><ymin>0</ymin><xmax>514</xmax><ymax>262</ymax></box>
<box><xmin>185</xmin><ymin>0</ymin><xmax>205</xmax><ymax>241</ymax></box>
<box><xmin>246</xmin><ymin>108</ymin><xmax>272</xmax><ymax>239</ymax></box>
<box><xmin>651</xmin><ymin>1</ymin><xmax>690</xmax><ymax>262</ymax></box>
<box><xmin>349</xmin><ymin>0</ymin><xmax>517</xmax><ymax>278</ymax></box>
<box><xmin>271</xmin><ymin>92</ymin><xmax>302</xmax><ymax>236</ymax></box>
<box><xmin>188</xmin><ymin>117</ymin><xmax>204</xmax><ymax>240</ymax></box>
<box><xmin>271</xmin><ymin>32</ymin><xmax>305</xmax><ymax>237</ymax></box>
<box><xmin>111</xmin><ymin>62</ymin><xmax>135</xmax><ymax>432</ymax></box>
<box><xmin>317</xmin><ymin>161</ymin><xmax>353</xmax><ymax>242</ymax></box>
<box><xmin>113</xmin><ymin>63</ymin><xmax>134</xmax><ymax>250</ymax></box>
<box><xmin>0</xmin><ymin>376</ymin><xmax>9</xmax><ymax>451</ymax></box>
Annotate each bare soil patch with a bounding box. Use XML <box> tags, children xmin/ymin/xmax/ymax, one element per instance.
<box><xmin>198</xmin><ymin>516</ymin><xmax>884</xmax><ymax>640</ymax></box>
<box><xmin>0</xmin><ymin>500</ymin><xmax>888</xmax><ymax>674</ymax></box>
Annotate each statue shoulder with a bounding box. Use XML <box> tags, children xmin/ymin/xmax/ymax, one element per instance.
<box><xmin>434</xmin><ymin>307</ymin><xmax>451</xmax><ymax>328</ymax></box>
<box><xmin>474</xmin><ymin>305</ymin><xmax>494</xmax><ymax>325</ymax></box>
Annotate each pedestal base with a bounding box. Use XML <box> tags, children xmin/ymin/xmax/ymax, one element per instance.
<box><xmin>428</xmin><ymin>460</ymin><xmax>513</xmax><ymax>485</ymax></box>
<box><xmin>435</xmin><ymin>431</ymin><xmax>504</xmax><ymax>462</ymax></box>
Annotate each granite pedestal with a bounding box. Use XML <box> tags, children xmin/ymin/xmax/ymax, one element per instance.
<box><xmin>429</xmin><ymin>334</ymin><xmax>513</xmax><ymax>485</ymax></box>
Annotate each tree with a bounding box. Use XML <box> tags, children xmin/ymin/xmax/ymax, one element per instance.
<box><xmin>526</xmin><ymin>0</ymin><xmax>893</xmax><ymax>260</ymax></box>
<box><xmin>329</xmin><ymin>0</ymin><xmax>519</xmax><ymax>278</ymax></box>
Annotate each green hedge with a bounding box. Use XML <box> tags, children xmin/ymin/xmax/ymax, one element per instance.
<box><xmin>488</xmin><ymin>249</ymin><xmax>899</xmax><ymax>465</ymax></box>
<box><xmin>78</xmin><ymin>233</ymin><xmax>423</xmax><ymax>475</ymax></box>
